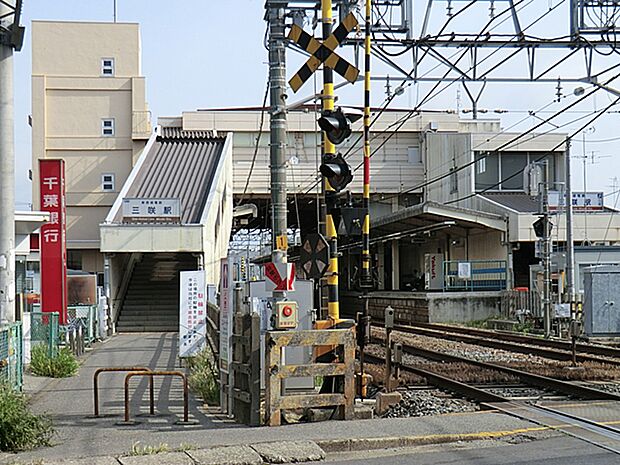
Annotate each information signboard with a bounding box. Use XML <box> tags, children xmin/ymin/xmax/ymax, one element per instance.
<box><xmin>179</xmin><ymin>270</ymin><xmax>207</xmax><ymax>358</ymax></box>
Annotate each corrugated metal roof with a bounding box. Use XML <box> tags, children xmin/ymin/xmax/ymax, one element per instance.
<box><xmin>482</xmin><ymin>192</ymin><xmax>539</xmax><ymax>212</ymax></box>
<box><xmin>159</xmin><ymin>127</ymin><xmax>218</xmax><ymax>140</ymax></box>
<box><xmin>118</xmin><ymin>130</ymin><xmax>226</xmax><ymax>224</ymax></box>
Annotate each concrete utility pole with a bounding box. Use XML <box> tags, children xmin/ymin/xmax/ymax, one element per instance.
<box><xmin>565</xmin><ymin>138</ymin><xmax>575</xmax><ymax>304</ymax></box>
<box><xmin>0</xmin><ymin>1</ymin><xmax>19</xmax><ymax>325</ymax></box>
<box><xmin>542</xmin><ymin>161</ymin><xmax>552</xmax><ymax>338</ymax></box>
<box><xmin>267</xmin><ymin>2</ymin><xmax>288</xmax><ymax>307</ymax></box>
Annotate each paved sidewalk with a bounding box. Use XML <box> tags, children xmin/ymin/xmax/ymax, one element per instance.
<box><xmin>3</xmin><ymin>333</ymin><xmax>544</xmax><ymax>464</ymax></box>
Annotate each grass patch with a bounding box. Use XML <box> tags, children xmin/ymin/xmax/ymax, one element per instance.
<box><xmin>30</xmin><ymin>345</ymin><xmax>79</xmax><ymax>378</ymax></box>
<box><xmin>187</xmin><ymin>347</ymin><xmax>219</xmax><ymax>405</ymax></box>
<box><xmin>0</xmin><ymin>383</ymin><xmax>53</xmax><ymax>452</ymax></box>
<box><xmin>464</xmin><ymin>319</ymin><xmax>491</xmax><ymax>329</ymax></box>
<box><xmin>177</xmin><ymin>442</ymin><xmax>198</xmax><ymax>452</ymax></box>
<box><xmin>130</xmin><ymin>442</ymin><xmax>170</xmax><ymax>456</ymax></box>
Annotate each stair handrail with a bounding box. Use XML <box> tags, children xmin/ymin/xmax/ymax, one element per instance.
<box><xmin>112</xmin><ymin>252</ymin><xmax>142</xmax><ymax>324</ymax></box>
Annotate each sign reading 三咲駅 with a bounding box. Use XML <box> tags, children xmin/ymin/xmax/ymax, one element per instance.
<box><xmin>179</xmin><ymin>270</ymin><xmax>207</xmax><ymax>358</ymax></box>
<box><xmin>122</xmin><ymin>198</ymin><xmax>181</xmax><ymax>220</ymax></box>
<box><xmin>39</xmin><ymin>159</ymin><xmax>68</xmax><ymax>324</ymax></box>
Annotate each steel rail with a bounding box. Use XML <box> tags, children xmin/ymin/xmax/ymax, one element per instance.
<box><xmin>370</xmin><ymin>335</ymin><xmax>620</xmax><ymax>401</ymax></box>
<box><xmin>364</xmin><ymin>352</ymin><xmax>507</xmax><ymax>404</ymax></box>
<box><xmin>487</xmin><ymin>402</ymin><xmax>620</xmax><ymax>455</ymax></box>
<box><xmin>379</xmin><ymin>322</ymin><xmax>620</xmax><ymax>367</ymax></box>
<box><xmin>392</xmin><ymin>340</ymin><xmax>620</xmax><ymax>401</ymax></box>
<box><xmin>371</xmin><ymin>318</ymin><xmax>620</xmax><ymax>359</ymax></box>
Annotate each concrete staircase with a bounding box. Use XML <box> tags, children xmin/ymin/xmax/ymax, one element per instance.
<box><xmin>116</xmin><ymin>253</ymin><xmax>197</xmax><ymax>332</ymax></box>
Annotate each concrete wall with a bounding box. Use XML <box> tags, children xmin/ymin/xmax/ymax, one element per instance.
<box><xmin>342</xmin><ymin>291</ymin><xmax>502</xmax><ymax>324</ymax></box>
<box><xmin>427</xmin><ymin>292</ymin><xmax>502</xmax><ymax>323</ymax></box>
<box><xmin>201</xmin><ymin>134</ymin><xmax>234</xmax><ymax>286</ymax></box>
<box><xmin>425</xmin><ymin>132</ymin><xmax>473</xmax><ymax>207</ymax></box>
<box><xmin>31</xmin><ymin>21</ymin><xmax>150</xmax><ymax>270</ymax></box>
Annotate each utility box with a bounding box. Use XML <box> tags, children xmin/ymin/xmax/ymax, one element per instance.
<box><xmin>274</xmin><ymin>300</ymin><xmax>298</xmax><ymax>329</ymax></box>
<box><xmin>583</xmin><ymin>266</ymin><xmax>620</xmax><ymax>337</ymax></box>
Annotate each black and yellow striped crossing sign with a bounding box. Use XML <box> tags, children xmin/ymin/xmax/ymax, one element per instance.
<box><xmin>288</xmin><ymin>13</ymin><xmax>360</xmax><ymax>92</ymax></box>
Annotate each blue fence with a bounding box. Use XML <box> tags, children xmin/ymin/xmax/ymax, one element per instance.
<box><xmin>443</xmin><ymin>260</ymin><xmax>507</xmax><ymax>291</ymax></box>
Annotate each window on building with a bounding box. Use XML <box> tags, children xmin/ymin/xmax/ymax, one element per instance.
<box><xmin>101</xmin><ymin>58</ymin><xmax>115</xmax><ymax>76</ymax></box>
<box><xmin>450</xmin><ymin>167</ymin><xmax>458</xmax><ymax>194</ymax></box>
<box><xmin>101</xmin><ymin>118</ymin><xmax>115</xmax><ymax>136</ymax></box>
<box><xmin>475</xmin><ymin>152</ymin><xmax>499</xmax><ymax>191</ymax></box>
<box><xmin>67</xmin><ymin>250</ymin><xmax>83</xmax><ymax>271</ymax></box>
<box><xmin>101</xmin><ymin>173</ymin><xmax>115</xmax><ymax>192</ymax></box>
<box><xmin>501</xmin><ymin>152</ymin><xmax>528</xmax><ymax>190</ymax></box>
<box><xmin>407</xmin><ymin>146</ymin><xmax>421</xmax><ymax>164</ymax></box>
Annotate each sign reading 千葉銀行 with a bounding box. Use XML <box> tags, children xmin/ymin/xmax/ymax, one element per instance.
<box><xmin>39</xmin><ymin>160</ymin><xmax>68</xmax><ymax>324</ymax></box>
<box><xmin>179</xmin><ymin>270</ymin><xmax>207</xmax><ymax>358</ymax></box>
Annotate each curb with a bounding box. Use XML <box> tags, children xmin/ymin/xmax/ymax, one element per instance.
<box><xmin>11</xmin><ymin>426</ymin><xmax>557</xmax><ymax>464</ymax></box>
<box><xmin>316</xmin><ymin>426</ymin><xmax>552</xmax><ymax>453</ymax></box>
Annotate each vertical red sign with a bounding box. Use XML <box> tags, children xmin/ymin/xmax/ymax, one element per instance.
<box><xmin>39</xmin><ymin>160</ymin><xmax>68</xmax><ymax>324</ymax></box>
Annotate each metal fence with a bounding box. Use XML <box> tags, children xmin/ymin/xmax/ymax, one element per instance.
<box><xmin>0</xmin><ymin>323</ymin><xmax>23</xmax><ymax>391</ymax></box>
<box><xmin>444</xmin><ymin>260</ymin><xmax>507</xmax><ymax>291</ymax></box>
<box><xmin>30</xmin><ymin>312</ymin><xmax>60</xmax><ymax>357</ymax></box>
<box><xmin>500</xmin><ymin>289</ymin><xmax>542</xmax><ymax>319</ymax></box>
<box><xmin>67</xmin><ymin>305</ymin><xmax>98</xmax><ymax>345</ymax></box>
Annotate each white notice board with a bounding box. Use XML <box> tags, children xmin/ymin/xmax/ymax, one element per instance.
<box><xmin>179</xmin><ymin>270</ymin><xmax>207</xmax><ymax>358</ymax></box>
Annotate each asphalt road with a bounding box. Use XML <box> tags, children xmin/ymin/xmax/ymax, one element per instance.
<box><xmin>327</xmin><ymin>435</ymin><xmax>617</xmax><ymax>465</ymax></box>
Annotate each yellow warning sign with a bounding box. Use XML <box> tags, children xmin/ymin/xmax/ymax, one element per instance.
<box><xmin>276</xmin><ymin>235</ymin><xmax>288</xmax><ymax>251</ymax></box>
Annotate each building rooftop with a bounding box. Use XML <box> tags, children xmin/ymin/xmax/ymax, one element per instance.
<box><xmin>482</xmin><ymin>192</ymin><xmax>540</xmax><ymax>212</ymax></box>
<box><xmin>112</xmin><ymin>129</ymin><xmax>226</xmax><ymax>224</ymax></box>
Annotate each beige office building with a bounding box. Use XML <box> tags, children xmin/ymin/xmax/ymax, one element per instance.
<box><xmin>31</xmin><ymin>21</ymin><xmax>151</xmax><ymax>275</ymax></box>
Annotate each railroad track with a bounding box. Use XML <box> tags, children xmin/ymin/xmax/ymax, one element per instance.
<box><xmin>367</xmin><ymin>336</ymin><xmax>620</xmax><ymax>402</ymax></box>
<box><xmin>489</xmin><ymin>402</ymin><xmax>620</xmax><ymax>455</ymax></box>
<box><xmin>371</xmin><ymin>321</ymin><xmax>620</xmax><ymax>367</ymax></box>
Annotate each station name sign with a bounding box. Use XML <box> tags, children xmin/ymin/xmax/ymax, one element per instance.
<box><xmin>548</xmin><ymin>191</ymin><xmax>604</xmax><ymax>211</ymax></box>
<box><xmin>122</xmin><ymin>198</ymin><xmax>181</xmax><ymax>220</ymax></box>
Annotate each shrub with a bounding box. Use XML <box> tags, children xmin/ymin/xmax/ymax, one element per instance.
<box><xmin>130</xmin><ymin>441</ymin><xmax>170</xmax><ymax>456</ymax></box>
<box><xmin>30</xmin><ymin>345</ymin><xmax>79</xmax><ymax>378</ymax></box>
<box><xmin>187</xmin><ymin>348</ymin><xmax>219</xmax><ymax>405</ymax></box>
<box><xmin>0</xmin><ymin>383</ymin><xmax>53</xmax><ymax>452</ymax></box>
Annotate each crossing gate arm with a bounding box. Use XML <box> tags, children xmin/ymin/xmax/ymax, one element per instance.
<box><xmin>265</xmin><ymin>328</ymin><xmax>356</xmax><ymax>426</ymax></box>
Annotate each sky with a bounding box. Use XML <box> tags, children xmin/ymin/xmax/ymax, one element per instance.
<box><xmin>10</xmin><ymin>0</ymin><xmax>620</xmax><ymax>209</ymax></box>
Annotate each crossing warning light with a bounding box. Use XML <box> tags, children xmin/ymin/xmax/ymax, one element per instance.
<box><xmin>318</xmin><ymin>107</ymin><xmax>362</xmax><ymax>145</ymax></box>
<box><xmin>275</xmin><ymin>300</ymin><xmax>298</xmax><ymax>329</ymax></box>
<box><xmin>532</xmin><ymin>217</ymin><xmax>552</xmax><ymax>239</ymax></box>
<box><xmin>320</xmin><ymin>153</ymin><xmax>353</xmax><ymax>192</ymax></box>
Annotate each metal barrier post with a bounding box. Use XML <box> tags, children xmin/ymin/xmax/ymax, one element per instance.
<box><xmin>93</xmin><ymin>367</ymin><xmax>153</xmax><ymax>417</ymax></box>
<box><xmin>122</xmin><ymin>371</ymin><xmax>191</xmax><ymax>425</ymax></box>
